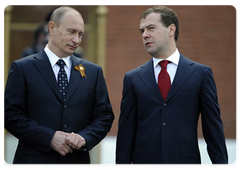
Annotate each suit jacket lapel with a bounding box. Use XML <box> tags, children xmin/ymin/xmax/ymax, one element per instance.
<box><xmin>165</xmin><ymin>54</ymin><xmax>195</xmax><ymax>101</ymax></box>
<box><xmin>138</xmin><ymin>58</ymin><xmax>162</xmax><ymax>101</ymax></box>
<box><xmin>65</xmin><ymin>55</ymin><xmax>83</xmax><ymax>103</ymax></box>
<box><xmin>33</xmin><ymin>51</ymin><xmax>62</xmax><ymax>101</ymax></box>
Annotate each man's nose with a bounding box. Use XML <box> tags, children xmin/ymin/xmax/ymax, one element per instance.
<box><xmin>72</xmin><ymin>35</ymin><xmax>81</xmax><ymax>44</ymax></box>
<box><xmin>142</xmin><ymin>30</ymin><xmax>150</xmax><ymax>39</ymax></box>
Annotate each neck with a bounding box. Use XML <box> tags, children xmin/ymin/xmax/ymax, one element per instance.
<box><xmin>47</xmin><ymin>41</ymin><xmax>69</xmax><ymax>59</ymax></box>
<box><xmin>154</xmin><ymin>45</ymin><xmax>176</xmax><ymax>59</ymax></box>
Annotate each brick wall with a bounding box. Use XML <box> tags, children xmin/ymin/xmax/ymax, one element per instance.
<box><xmin>106</xmin><ymin>6</ymin><xmax>236</xmax><ymax>138</ymax></box>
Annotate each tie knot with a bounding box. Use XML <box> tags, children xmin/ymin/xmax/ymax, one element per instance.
<box><xmin>159</xmin><ymin>60</ymin><xmax>169</xmax><ymax>68</ymax></box>
<box><xmin>56</xmin><ymin>59</ymin><xmax>66</xmax><ymax>68</ymax></box>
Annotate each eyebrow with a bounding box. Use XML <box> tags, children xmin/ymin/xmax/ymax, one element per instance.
<box><xmin>139</xmin><ymin>24</ymin><xmax>156</xmax><ymax>32</ymax></box>
<box><xmin>67</xmin><ymin>28</ymin><xmax>84</xmax><ymax>34</ymax></box>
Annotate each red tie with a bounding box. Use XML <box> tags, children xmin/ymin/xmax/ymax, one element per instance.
<box><xmin>158</xmin><ymin>60</ymin><xmax>171</xmax><ymax>101</ymax></box>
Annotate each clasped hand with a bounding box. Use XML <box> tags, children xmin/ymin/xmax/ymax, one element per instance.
<box><xmin>50</xmin><ymin>131</ymin><xmax>86</xmax><ymax>156</ymax></box>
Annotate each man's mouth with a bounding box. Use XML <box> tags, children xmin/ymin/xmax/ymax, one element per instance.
<box><xmin>68</xmin><ymin>45</ymin><xmax>77</xmax><ymax>50</ymax></box>
<box><xmin>145</xmin><ymin>42</ymin><xmax>153</xmax><ymax>47</ymax></box>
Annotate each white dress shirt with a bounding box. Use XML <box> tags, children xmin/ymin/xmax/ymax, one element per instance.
<box><xmin>44</xmin><ymin>45</ymin><xmax>72</xmax><ymax>82</ymax></box>
<box><xmin>153</xmin><ymin>49</ymin><xmax>180</xmax><ymax>84</ymax></box>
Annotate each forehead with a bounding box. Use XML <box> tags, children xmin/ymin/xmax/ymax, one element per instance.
<box><xmin>60</xmin><ymin>11</ymin><xmax>84</xmax><ymax>30</ymax></box>
<box><xmin>140</xmin><ymin>13</ymin><xmax>161</xmax><ymax>28</ymax></box>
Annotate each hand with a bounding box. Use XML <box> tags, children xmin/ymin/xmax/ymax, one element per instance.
<box><xmin>50</xmin><ymin>131</ymin><xmax>73</xmax><ymax>156</ymax></box>
<box><xmin>66</xmin><ymin>132</ymin><xmax>86</xmax><ymax>150</ymax></box>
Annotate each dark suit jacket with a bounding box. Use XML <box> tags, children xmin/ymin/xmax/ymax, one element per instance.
<box><xmin>116</xmin><ymin>54</ymin><xmax>228</xmax><ymax>164</ymax></box>
<box><xmin>5</xmin><ymin>50</ymin><xmax>114</xmax><ymax>164</ymax></box>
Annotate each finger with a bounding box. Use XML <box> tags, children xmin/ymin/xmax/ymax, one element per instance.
<box><xmin>68</xmin><ymin>133</ymin><xmax>78</xmax><ymax>148</ymax></box>
<box><xmin>68</xmin><ymin>146</ymin><xmax>73</xmax><ymax>153</ymax></box>
<box><xmin>66</xmin><ymin>144</ymin><xmax>73</xmax><ymax>153</ymax></box>
<box><xmin>66</xmin><ymin>133</ymin><xmax>74</xmax><ymax>147</ymax></box>
<box><xmin>69</xmin><ymin>135</ymin><xmax>75</xmax><ymax>144</ymax></box>
<box><xmin>70</xmin><ymin>139</ymin><xmax>79</xmax><ymax>149</ymax></box>
<box><xmin>76</xmin><ymin>140</ymin><xmax>83</xmax><ymax>149</ymax></box>
<box><xmin>65</xmin><ymin>132</ymin><xmax>73</xmax><ymax>142</ymax></box>
<box><xmin>59</xmin><ymin>150</ymin><xmax>66</xmax><ymax>156</ymax></box>
<box><xmin>68</xmin><ymin>143</ymin><xmax>75</xmax><ymax>149</ymax></box>
<box><xmin>72</xmin><ymin>139</ymin><xmax>81</xmax><ymax>149</ymax></box>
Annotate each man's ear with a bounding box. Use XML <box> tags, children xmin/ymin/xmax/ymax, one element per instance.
<box><xmin>169</xmin><ymin>24</ymin><xmax>176</xmax><ymax>38</ymax></box>
<box><xmin>48</xmin><ymin>21</ymin><xmax>55</xmax><ymax>35</ymax></box>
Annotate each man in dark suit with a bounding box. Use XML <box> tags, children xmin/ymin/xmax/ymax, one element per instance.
<box><xmin>5</xmin><ymin>6</ymin><xmax>114</xmax><ymax>164</ymax></box>
<box><xmin>116</xmin><ymin>6</ymin><xmax>228</xmax><ymax>164</ymax></box>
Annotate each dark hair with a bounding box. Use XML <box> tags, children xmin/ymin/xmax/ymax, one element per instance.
<box><xmin>141</xmin><ymin>6</ymin><xmax>179</xmax><ymax>41</ymax></box>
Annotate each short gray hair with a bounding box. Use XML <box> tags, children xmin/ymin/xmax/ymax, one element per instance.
<box><xmin>49</xmin><ymin>6</ymin><xmax>82</xmax><ymax>27</ymax></box>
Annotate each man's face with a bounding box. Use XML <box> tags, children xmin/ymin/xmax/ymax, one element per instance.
<box><xmin>139</xmin><ymin>13</ymin><xmax>170</xmax><ymax>58</ymax></box>
<box><xmin>49</xmin><ymin>11</ymin><xmax>84</xmax><ymax>58</ymax></box>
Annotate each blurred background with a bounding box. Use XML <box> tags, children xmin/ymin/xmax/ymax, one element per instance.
<box><xmin>4</xmin><ymin>5</ymin><xmax>236</xmax><ymax>164</ymax></box>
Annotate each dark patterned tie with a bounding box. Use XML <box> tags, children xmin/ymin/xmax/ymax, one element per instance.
<box><xmin>158</xmin><ymin>60</ymin><xmax>171</xmax><ymax>101</ymax></box>
<box><xmin>56</xmin><ymin>59</ymin><xmax>68</xmax><ymax>103</ymax></box>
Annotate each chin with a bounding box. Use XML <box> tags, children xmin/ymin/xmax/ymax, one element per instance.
<box><xmin>65</xmin><ymin>50</ymin><xmax>74</xmax><ymax>56</ymax></box>
<box><xmin>147</xmin><ymin>50</ymin><xmax>156</xmax><ymax>56</ymax></box>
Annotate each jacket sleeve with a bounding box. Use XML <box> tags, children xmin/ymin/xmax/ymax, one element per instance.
<box><xmin>4</xmin><ymin>61</ymin><xmax>55</xmax><ymax>152</ymax></box>
<box><xmin>200</xmin><ymin>67</ymin><xmax>228</xmax><ymax>164</ymax></box>
<box><xmin>77</xmin><ymin>66</ymin><xmax>114</xmax><ymax>151</ymax></box>
<box><xmin>116</xmin><ymin>73</ymin><xmax>137</xmax><ymax>163</ymax></box>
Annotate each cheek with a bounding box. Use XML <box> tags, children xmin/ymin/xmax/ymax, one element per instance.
<box><xmin>59</xmin><ymin>35</ymin><xmax>70</xmax><ymax>46</ymax></box>
<box><xmin>142</xmin><ymin>36</ymin><xmax>147</xmax><ymax>44</ymax></box>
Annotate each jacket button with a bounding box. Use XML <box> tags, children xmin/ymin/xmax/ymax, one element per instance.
<box><xmin>163</xmin><ymin>103</ymin><xmax>167</xmax><ymax>107</ymax></box>
<box><xmin>162</xmin><ymin>122</ymin><xmax>167</xmax><ymax>127</ymax></box>
<box><xmin>63</xmin><ymin>105</ymin><xmax>67</xmax><ymax>109</ymax></box>
<box><xmin>63</xmin><ymin>124</ymin><xmax>68</xmax><ymax>129</ymax></box>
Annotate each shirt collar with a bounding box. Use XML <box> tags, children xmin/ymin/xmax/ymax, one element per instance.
<box><xmin>153</xmin><ymin>48</ymin><xmax>180</xmax><ymax>68</ymax></box>
<box><xmin>44</xmin><ymin>44</ymin><xmax>71</xmax><ymax>68</ymax></box>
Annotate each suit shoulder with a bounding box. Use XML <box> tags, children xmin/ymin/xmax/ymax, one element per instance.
<box><xmin>180</xmin><ymin>54</ymin><xmax>210</xmax><ymax>70</ymax></box>
<box><xmin>125</xmin><ymin>59</ymin><xmax>152</xmax><ymax>76</ymax></box>
<box><xmin>82</xmin><ymin>59</ymin><xmax>100</xmax><ymax>68</ymax></box>
<box><xmin>11</xmin><ymin>53</ymin><xmax>39</xmax><ymax>67</ymax></box>
<box><xmin>126</xmin><ymin>67</ymin><xmax>141</xmax><ymax>76</ymax></box>
<box><xmin>73</xmin><ymin>56</ymin><xmax>101</xmax><ymax>69</ymax></box>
